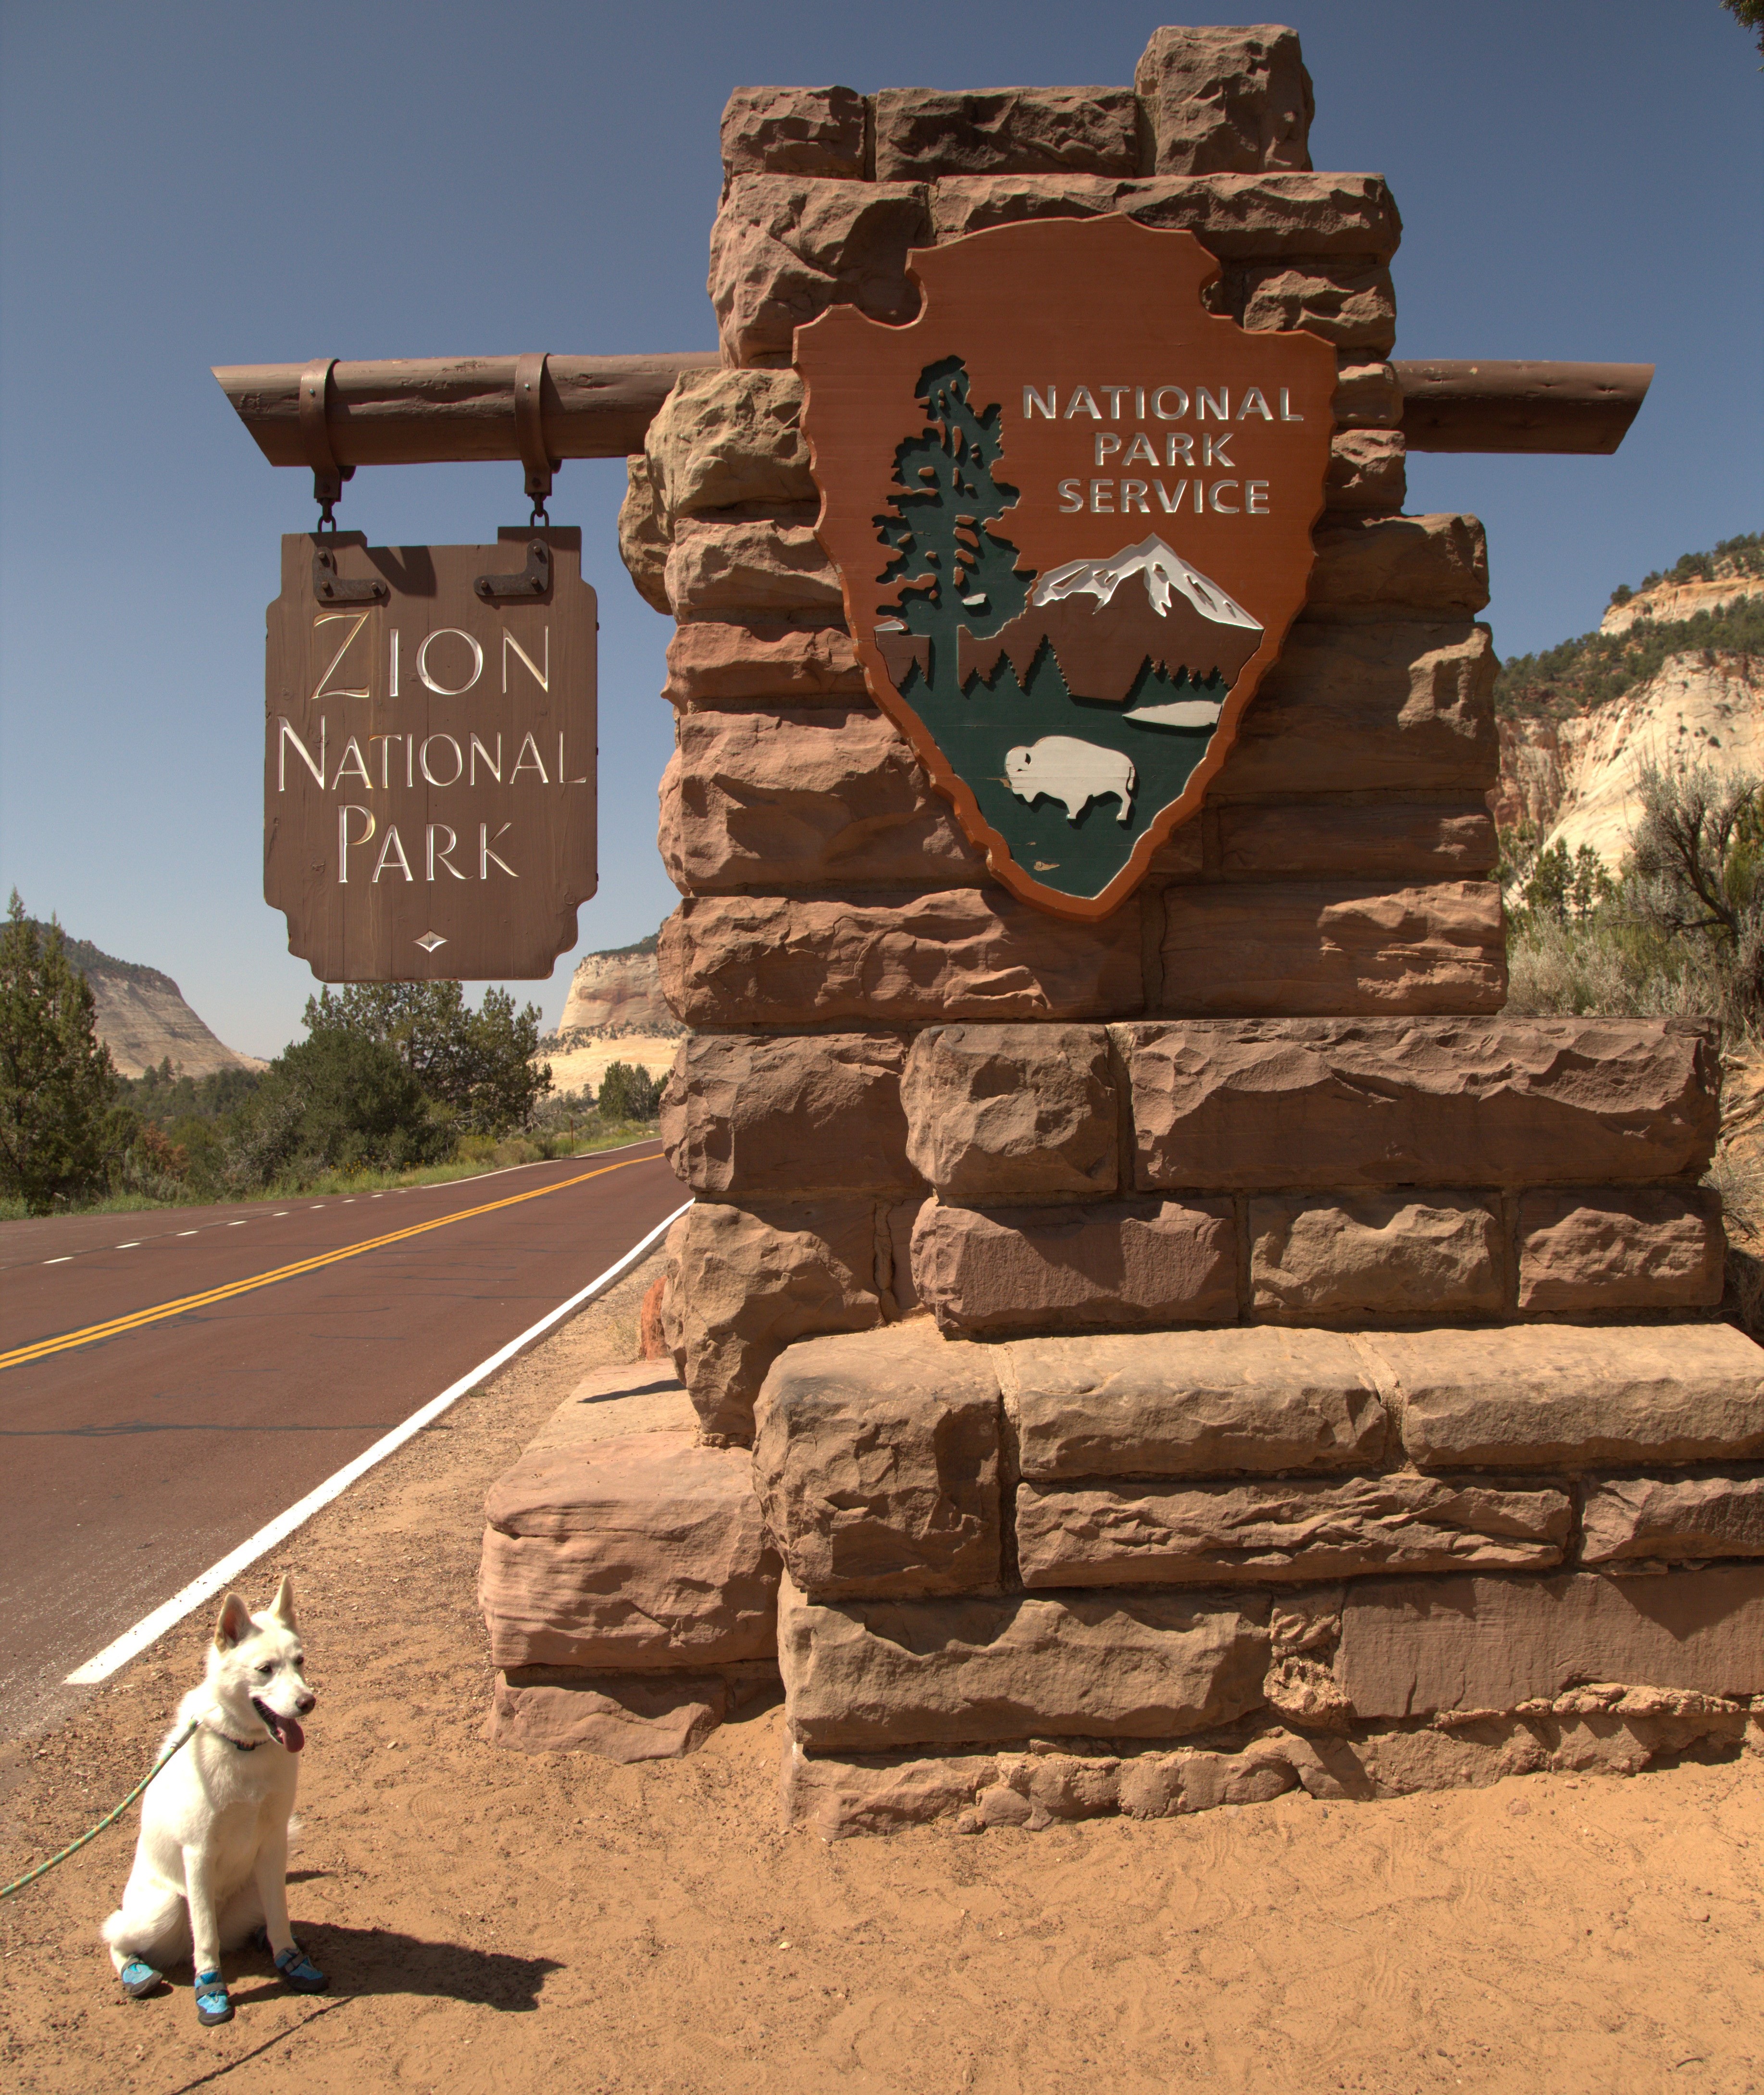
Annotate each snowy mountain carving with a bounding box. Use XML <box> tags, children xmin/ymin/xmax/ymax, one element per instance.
<box><xmin>875</xmin><ymin>536</ymin><xmax>1264</xmax><ymax>705</ymax></box>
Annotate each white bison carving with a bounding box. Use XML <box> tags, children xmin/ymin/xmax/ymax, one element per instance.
<box><xmin>1004</xmin><ymin>736</ymin><xmax>1136</xmax><ymax>825</ymax></box>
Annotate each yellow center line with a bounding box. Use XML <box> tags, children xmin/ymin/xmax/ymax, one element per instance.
<box><xmin>0</xmin><ymin>1153</ymin><xmax>666</xmax><ymax>1374</ymax></box>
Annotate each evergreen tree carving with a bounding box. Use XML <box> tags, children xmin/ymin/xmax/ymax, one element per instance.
<box><xmin>874</xmin><ymin>357</ymin><xmax>1029</xmax><ymax>674</ymax></box>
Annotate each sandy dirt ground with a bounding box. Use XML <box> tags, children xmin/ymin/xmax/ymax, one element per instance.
<box><xmin>4</xmin><ymin>1251</ymin><xmax>1763</xmax><ymax>2095</ymax></box>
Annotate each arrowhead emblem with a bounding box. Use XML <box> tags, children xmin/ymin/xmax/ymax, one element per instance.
<box><xmin>795</xmin><ymin>215</ymin><xmax>1337</xmax><ymax>918</ymax></box>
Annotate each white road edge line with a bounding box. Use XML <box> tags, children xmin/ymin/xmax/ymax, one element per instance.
<box><xmin>65</xmin><ymin>1197</ymin><xmax>692</xmax><ymax>1686</ymax></box>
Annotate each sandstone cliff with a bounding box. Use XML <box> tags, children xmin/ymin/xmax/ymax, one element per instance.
<box><xmin>1600</xmin><ymin>570</ymin><xmax>1764</xmax><ymax>637</ymax></box>
<box><xmin>557</xmin><ymin>932</ymin><xmax>683</xmax><ymax>1039</ymax></box>
<box><xmin>1495</xmin><ymin>650</ymin><xmax>1764</xmax><ymax>869</ymax></box>
<box><xmin>51</xmin><ymin>933</ymin><xmax>264</xmax><ymax>1078</ymax></box>
<box><xmin>1493</xmin><ymin>537</ymin><xmax>1764</xmax><ymax>877</ymax></box>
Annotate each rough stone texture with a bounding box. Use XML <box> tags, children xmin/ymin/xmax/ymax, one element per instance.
<box><xmin>1516</xmin><ymin>1188</ymin><xmax>1725</xmax><ymax>1313</ymax></box>
<box><xmin>659</xmin><ymin>1032</ymin><xmax>916</xmax><ymax>1199</ymax></box>
<box><xmin>645</xmin><ymin>369</ymin><xmax>812</xmax><ymax>527</ymax></box>
<box><xmin>872</xmin><ymin>87</ymin><xmax>1140</xmax><ymax>182</ymax></box>
<box><xmin>1333</xmin><ymin>361</ymin><xmax>1401</xmax><ymax>427</ymax></box>
<box><xmin>1134</xmin><ymin>25</ymin><xmax>1314</xmax><ymax>175</ymax></box>
<box><xmin>781</xmin><ymin>1739</ymin><xmax>1002</xmax><ymax>1838</ymax></box>
<box><xmin>1335</xmin><ymin>1566</ymin><xmax>1764</xmax><ymax>1717</ymax></box>
<box><xmin>1158</xmin><ymin>880</ymin><xmax>1507</xmax><ymax>1017</ymax></box>
<box><xmin>659</xmin><ymin>707</ymin><xmax>984</xmax><ymax>892</ymax></box>
<box><xmin>911</xmin><ymin>1196</ymin><xmax>1238</xmax><ymax>1337</ymax></box>
<box><xmin>1043</xmin><ymin>1735</ymin><xmax>1311</xmax><ymax>1821</ymax></box>
<box><xmin>616</xmin><ymin>456</ymin><xmax>671</xmax><ymax>615</ymax></box>
<box><xmin>669</xmin><ymin>1199</ymin><xmax>881</xmax><ymax>1444</ymax></box>
<box><xmin>1217</xmin><ymin>800</ymin><xmax>1495</xmax><ymax>881</ymax></box>
<box><xmin>779</xmin><ymin>1574</ymin><xmax>1272</xmax><ymax>1750</ymax></box>
<box><xmin>1374</xmin><ymin>1323</ymin><xmax>1764</xmax><ymax>1471</ymax></box>
<box><xmin>1347</xmin><ymin>1701</ymin><xmax>1753</xmax><ymax>1793</ymax></box>
<box><xmin>1121</xmin><ymin>171</ymin><xmax>1399</xmax><ymax>259</ymax></box>
<box><xmin>659</xmin><ymin>891</ymin><xmax>1143</xmax><ymax>1030</ymax></box>
<box><xmin>709</xmin><ymin>176</ymin><xmax>930</xmax><ymax>367</ymax></box>
<box><xmin>478</xmin><ymin>1427</ymin><xmax>778</xmax><ymax>1669</ymax></box>
<box><xmin>1124</xmin><ymin>1018</ymin><xmax>1721</xmax><ymax>1192</ymax></box>
<box><xmin>1208</xmin><ymin>620</ymin><xmax>1497</xmax><ymax>798</ymax></box>
<box><xmin>1249</xmin><ymin>1192</ymin><xmax>1503</xmax><ymax>1324</ymax></box>
<box><xmin>720</xmin><ymin>85</ymin><xmax>868</xmax><ymax>181</ymax></box>
<box><xmin>781</xmin><ymin>1706</ymin><xmax>1755</xmax><ymax>1832</ymax></box>
<box><xmin>926</xmin><ymin>170</ymin><xmax>1400</xmax><ymax>260</ymax></box>
<box><xmin>664</xmin><ymin>620</ymin><xmax>867</xmax><ymax>707</ymax></box>
<box><xmin>1239</xmin><ymin>262</ymin><xmax>1396</xmax><ymax>355</ymax></box>
<box><xmin>487</xmin><ymin>1673</ymin><xmax>730</xmax><ymax>1762</ymax></box>
<box><xmin>928</xmin><ymin>173</ymin><xmax>1121</xmax><ymax>241</ymax></box>
<box><xmin>900</xmin><ymin>1023</ymin><xmax>1118</xmax><ymax>1203</ymax></box>
<box><xmin>1324</xmin><ymin>427</ymin><xmax>1406</xmax><ymax>513</ymax></box>
<box><xmin>1005</xmin><ymin>1326</ymin><xmax>1388</xmax><ymax>1481</ymax></box>
<box><xmin>1306</xmin><ymin>515</ymin><xmax>1490</xmax><ymax>619</ymax></box>
<box><xmin>1579</xmin><ymin>1472</ymin><xmax>1764</xmax><ymax>1566</ymax></box>
<box><xmin>752</xmin><ymin>1324</ymin><xmax>1002</xmax><ymax>1599</ymax></box>
<box><xmin>1016</xmin><ymin>1474</ymin><xmax>1570</xmax><ymax>1588</ymax></box>
<box><xmin>884</xmin><ymin>1199</ymin><xmax>925</xmax><ymax>1318</ymax></box>
<box><xmin>665</xmin><ymin>517</ymin><xmax>842</xmax><ymax>621</ymax></box>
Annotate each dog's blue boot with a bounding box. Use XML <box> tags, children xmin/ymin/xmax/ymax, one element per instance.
<box><xmin>193</xmin><ymin>1968</ymin><xmax>233</xmax><ymax>2026</ymax></box>
<box><xmin>118</xmin><ymin>1959</ymin><xmax>164</xmax><ymax>1999</ymax></box>
<box><xmin>275</xmin><ymin>1943</ymin><xmax>328</xmax><ymax>1994</ymax></box>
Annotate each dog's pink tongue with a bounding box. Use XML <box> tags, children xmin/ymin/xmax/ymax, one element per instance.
<box><xmin>279</xmin><ymin>1715</ymin><xmax>305</xmax><ymax>1754</ymax></box>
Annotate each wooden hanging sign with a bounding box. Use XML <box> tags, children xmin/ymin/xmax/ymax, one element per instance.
<box><xmin>795</xmin><ymin>216</ymin><xmax>1336</xmax><ymax>919</ymax></box>
<box><xmin>263</xmin><ymin>528</ymin><xmax>596</xmax><ymax>980</ymax></box>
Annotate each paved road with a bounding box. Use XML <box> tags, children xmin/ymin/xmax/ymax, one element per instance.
<box><xmin>0</xmin><ymin>1144</ymin><xmax>679</xmax><ymax>1738</ymax></box>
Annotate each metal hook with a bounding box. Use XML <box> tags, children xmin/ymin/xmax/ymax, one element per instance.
<box><xmin>299</xmin><ymin>359</ymin><xmax>353</xmax><ymax>530</ymax></box>
<box><xmin>515</xmin><ymin>352</ymin><xmax>560</xmax><ymax>525</ymax></box>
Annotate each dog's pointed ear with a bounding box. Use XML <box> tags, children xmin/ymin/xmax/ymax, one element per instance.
<box><xmin>268</xmin><ymin>1575</ymin><xmax>298</xmax><ymax>1629</ymax></box>
<box><xmin>214</xmin><ymin>1592</ymin><xmax>252</xmax><ymax>1649</ymax></box>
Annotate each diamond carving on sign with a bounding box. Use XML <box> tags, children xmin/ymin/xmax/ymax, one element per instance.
<box><xmin>414</xmin><ymin>932</ymin><xmax>447</xmax><ymax>953</ymax></box>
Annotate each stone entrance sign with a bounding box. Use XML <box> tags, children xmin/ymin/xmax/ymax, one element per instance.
<box><xmin>263</xmin><ymin>528</ymin><xmax>596</xmax><ymax>980</ymax></box>
<box><xmin>797</xmin><ymin>216</ymin><xmax>1334</xmax><ymax>917</ymax></box>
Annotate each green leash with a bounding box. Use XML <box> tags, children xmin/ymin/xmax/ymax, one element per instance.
<box><xmin>0</xmin><ymin>1718</ymin><xmax>199</xmax><ymax>1900</ymax></box>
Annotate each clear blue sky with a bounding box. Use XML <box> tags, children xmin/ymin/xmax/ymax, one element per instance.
<box><xmin>1</xmin><ymin>0</ymin><xmax>1758</xmax><ymax>1059</ymax></box>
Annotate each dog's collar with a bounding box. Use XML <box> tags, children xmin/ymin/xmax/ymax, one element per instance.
<box><xmin>203</xmin><ymin>1715</ymin><xmax>263</xmax><ymax>1752</ymax></box>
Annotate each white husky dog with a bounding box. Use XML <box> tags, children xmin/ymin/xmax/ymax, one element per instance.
<box><xmin>101</xmin><ymin>1576</ymin><xmax>326</xmax><ymax>2025</ymax></box>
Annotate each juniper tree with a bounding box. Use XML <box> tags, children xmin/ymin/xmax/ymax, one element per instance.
<box><xmin>304</xmin><ymin>980</ymin><xmax>551</xmax><ymax>1134</ymax></box>
<box><xmin>0</xmin><ymin>892</ymin><xmax>133</xmax><ymax>1212</ymax></box>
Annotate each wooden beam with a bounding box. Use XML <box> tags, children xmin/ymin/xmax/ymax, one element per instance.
<box><xmin>215</xmin><ymin>353</ymin><xmax>1653</xmax><ymax>471</ymax></box>
<box><xmin>1393</xmin><ymin>359</ymin><xmax>1653</xmax><ymax>454</ymax></box>
<box><xmin>212</xmin><ymin>353</ymin><xmax>722</xmax><ymax>469</ymax></box>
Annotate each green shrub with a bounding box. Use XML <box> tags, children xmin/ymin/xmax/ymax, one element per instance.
<box><xmin>595</xmin><ymin>1060</ymin><xmax>663</xmax><ymax>1123</ymax></box>
<box><xmin>221</xmin><ymin>1027</ymin><xmax>453</xmax><ymax>1192</ymax></box>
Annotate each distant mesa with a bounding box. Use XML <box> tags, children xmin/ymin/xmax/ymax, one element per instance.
<box><xmin>874</xmin><ymin>537</ymin><xmax>1263</xmax><ymax>708</ymax></box>
<box><xmin>557</xmin><ymin>930</ymin><xmax>682</xmax><ymax>1040</ymax></box>
<box><xmin>31</xmin><ymin>925</ymin><xmax>264</xmax><ymax>1078</ymax></box>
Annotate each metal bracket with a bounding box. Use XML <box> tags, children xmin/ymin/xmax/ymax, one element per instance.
<box><xmin>311</xmin><ymin>545</ymin><xmax>388</xmax><ymax>605</ymax></box>
<box><xmin>514</xmin><ymin>352</ymin><xmax>560</xmax><ymax>523</ymax></box>
<box><xmin>298</xmin><ymin>359</ymin><xmax>355</xmax><ymax>527</ymax></box>
<box><xmin>474</xmin><ymin>537</ymin><xmax>551</xmax><ymax>603</ymax></box>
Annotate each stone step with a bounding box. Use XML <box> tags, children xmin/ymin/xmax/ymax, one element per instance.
<box><xmin>780</xmin><ymin>1562</ymin><xmax>1764</xmax><ymax>1757</ymax></box>
<box><xmin>478</xmin><ymin>1363</ymin><xmax>778</xmax><ymax>1674</ymax></box>
<box><xmin>779</xmin><ymin>1572</ymin><xmax>1272</xmax><ymax>1753</ymax></box>
<box><xmin>755</xmin><ymin>1321</ymin><xmax>1764</xmax><ymax>1605</ymax></box>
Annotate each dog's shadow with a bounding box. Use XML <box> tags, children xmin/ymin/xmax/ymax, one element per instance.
<box><xmin>229</xmin><ymin>1916</ymin><xmax>559</xmax><ymax>2013</ymax></box>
